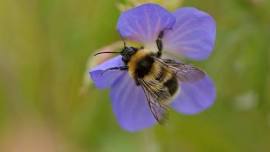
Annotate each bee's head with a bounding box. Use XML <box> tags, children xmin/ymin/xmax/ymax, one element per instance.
<box><xmin>120</xmin><ymin>46</ymin><xmax>138</xmax><ymax>63</ymax></box>
<box><xmin>94</xmin><ymin>40</ymin><xmax>139</xmax><ymax>64</ymax></box>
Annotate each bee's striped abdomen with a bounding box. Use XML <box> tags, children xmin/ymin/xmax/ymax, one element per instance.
<box><xmin>155</xmin><ymin>66</ymin><xmax>166</xmax><ymax>82</ymax></box>
<box><xmin>153</xmin><ymin>65</ymin><xmax>179</xmax><ymax>97</ymax></box>
<box><xmin>149</xmin><ymin>63</ymin><xmax>179</xmax><ymax>102</ymax></box>
<box><xmin>164</xmin><ymin>75</ymin><xmax>178</xmax><ymax>96</ymax></box>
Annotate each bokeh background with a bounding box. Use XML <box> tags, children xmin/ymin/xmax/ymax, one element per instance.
<box><xmin>1</xmin><ymin>0</ymin><xmax>270</xmax><ymax>151</ymax></box>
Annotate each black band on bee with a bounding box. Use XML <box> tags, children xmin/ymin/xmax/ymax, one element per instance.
<box><xmin>135</xmin><ymin>56</ymin><xmax>154</xmax><ymax>78</ymax></box>
<box><xmin>164</xmin><ymin>76</ymin><xmax>178</xmax><ymax>96</ymax></box>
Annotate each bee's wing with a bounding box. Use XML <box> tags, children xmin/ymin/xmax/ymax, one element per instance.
<box><xmin>138</xmin><ymin>79</ymin><xmax>169</xmax><ymax>124</ymax></box>
<box><xmin>157</xmin><ymin>58</ymin><xmax>206</xmax><ymax>82</ymax></box>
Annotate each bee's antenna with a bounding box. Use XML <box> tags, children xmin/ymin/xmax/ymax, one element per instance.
<box><xmin>118</xmin><ymin>32</ymin><xmax>127</xmax><ymax>48</ymax></box>
<box><xmin>123</xmin><ymin>40</ymin><xmax>127</xmax><ymax>48</ymax></box>
<box><xmin>94</xmin><ymin>51</ymin><xmax>121</xmax><ymax>56</ymax></box>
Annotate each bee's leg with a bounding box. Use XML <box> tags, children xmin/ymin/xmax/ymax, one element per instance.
<box><xmin>135</xmin><ymin>79</ymin><xmax>140</xmax><ymax>86</ymax></box>
<box><xmin>102</xmin><ymin>66</ymin><xmax>128</xmax><ymax>75</ymax></box>
<box><xmin>156</xmin><ymin>31</ymin><xmax>164</xmax><ymax>57</ymax></box>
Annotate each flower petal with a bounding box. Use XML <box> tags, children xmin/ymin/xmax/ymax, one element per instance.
<box><xmin>163</xmin><ymin>7</ymin><xmax>216</xmax><ymax>60</ymax></box>
<box><xmin>171</xmin><ymin>75</ymin><xmax>216</xmax><ymax>114</ymax></box>
<box><xmin>117</xmin><ymin>3</ymin><xmax>175</xmax><ymax>44</ymax></box>
<box><xmin>89</xmin><ymin>56</ymin><xmax>124</xmax><ymax>89</ymax></box>
<box><xmin>110</xmin><ymin>73</ymin><xmax>156</xmax><ymax>132</ymax></box>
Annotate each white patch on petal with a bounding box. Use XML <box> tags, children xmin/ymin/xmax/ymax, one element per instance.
<box><xmin>144</xmin><ymin>43</ymin><xmax>159</xmax><ymax>54</ymax></box>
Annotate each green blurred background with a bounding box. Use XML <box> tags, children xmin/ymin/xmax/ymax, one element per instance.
<box><xmin>0</xmin><ymin>0</ymin><xmax>270</xmax><ymax>151</ymax></box>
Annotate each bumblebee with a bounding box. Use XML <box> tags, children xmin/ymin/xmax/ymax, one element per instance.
<box><xmin>95</xmin><ymin>31</ymin><xmax>205</xmax><ymax>123</ymax></box>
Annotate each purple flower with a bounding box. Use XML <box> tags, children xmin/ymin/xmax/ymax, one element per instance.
<box><xmin>90</xmin><ymin>3</ymin><xmax>216</xmax><ymax>132</ymax></box>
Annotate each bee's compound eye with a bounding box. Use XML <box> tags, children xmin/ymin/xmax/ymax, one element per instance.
<box><xmin>127</xmin><ymin>47</ymin><xmax>137</xmax><ymax>55</ymax></box>
<box><xmin>121</xmin><ymin>47</ymin><xmax>137</xmax><ymax>60</ymax></box>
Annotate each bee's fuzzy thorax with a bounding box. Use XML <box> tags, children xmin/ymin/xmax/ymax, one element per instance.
<box><xmin>127</xmin><ymin>48</ymin><xmax>152</xmax><ymax>78</ymax></box>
